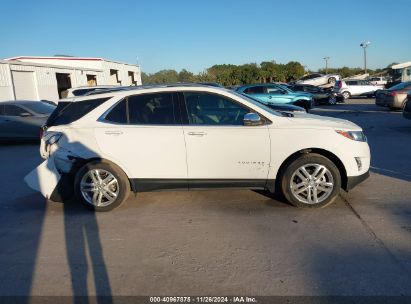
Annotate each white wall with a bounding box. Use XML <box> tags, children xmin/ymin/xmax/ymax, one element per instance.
<box><xmin>0</xmin><ymin>58</ymin><xmax>142</xmax><ymax>102</ymax></box>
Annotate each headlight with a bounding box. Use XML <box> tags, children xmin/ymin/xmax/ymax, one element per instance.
<box><xmin>336</xmin><ymin>130</ymin><xmax>367</xmax><ymax>142</ymax></box>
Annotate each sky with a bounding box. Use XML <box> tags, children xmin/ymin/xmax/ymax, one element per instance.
<box><xmin>1</xmin><ymin>0</ymin><xmax>410</xmax><ymax>74</ymax></box>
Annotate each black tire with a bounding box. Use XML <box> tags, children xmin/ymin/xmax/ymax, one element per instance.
<box><xmin>295</xmin><ymin>100</ymin><xmax>311</xmax><ymax>111</ymax></box>
<box><xmin>328</xmin><ymin>77</ymin><xmax>336</xmax><ymax>85</ymax></box>
<box><xmin>279</xmin><ymin>153</ymin><xmax>341</xmax><ymax>208</ymax></box>
<box><xmin>328</xmin><ymin>95</ymin><xmax>337</xmax><ymax>105</ymax></box>
<box><xmin>74</xmin><ymin>160</ymin><xmax>130</xmax><ymax>211</ymax></box>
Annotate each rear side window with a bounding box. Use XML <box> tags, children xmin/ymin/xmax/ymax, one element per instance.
<box><xmin>243</xmin><ymin>86</ymin><xmax>265</xmax><ymax>94</ymax></box>
<box><xmin>128</xmin><ymin>93</ymin><xmax>176</xmax><ymax>124</ymax></box>
<box><xmin>104</xmin><ymin>93</ymin><xmax>177</xmax><ymax>125</ymax></box>
<box><xmin>46</xmin><ymin>97</ymin><xmax>110</xmax><ymax>127</ymax></box>
<box><xmin>4</xmin><ymin>105</ymin><xmax>27</xmax><ymax>116</ymax></box>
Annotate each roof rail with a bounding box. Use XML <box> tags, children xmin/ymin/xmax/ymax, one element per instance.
<box><xmin>84</xmin><ymin>83</ymin><xmax>222</xmax><ymax>96</ymax></box>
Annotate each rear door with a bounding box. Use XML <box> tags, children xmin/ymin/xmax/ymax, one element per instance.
<box><xmin>94</xmin><ymin>92</ymin><xmax>188</xmax><ymax>189</ymax></box>
<box><xmin>181</xmin><ymin>91</ymin><xmax>271</xmax><ymax>185</ymax></box>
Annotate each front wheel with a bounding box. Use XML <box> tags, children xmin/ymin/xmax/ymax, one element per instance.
<box><xmin>74</xmin><ymin>160</ymin><xmax>130</xmax><ymax>211</ymax></box>
<box><xmin>280</xmin><ymin>154</ymin><xmax>341</xmax><ymax>208</ymax></box>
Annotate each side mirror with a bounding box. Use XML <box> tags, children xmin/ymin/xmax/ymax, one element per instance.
<box><xmin>20</xmin><ymin>112</ymin><xmax>32</xmax><ymax>117</ymax></box>
<box><xmin>243</xmin><ymin>113</ymin><xmax>263</xmax><ymax>126</ymax></box>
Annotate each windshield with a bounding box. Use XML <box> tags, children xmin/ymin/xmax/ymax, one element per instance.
<box><xmin>23</xmin><ymin>102</ymin><xmax>56</xmax><ymax>114</ymax></box>
<box><xmin>389</xmin><ymin>81</ymin><xmax>411</xmax><ymax>91</ymax></box>
<box><xmin>230</xmin><ymin>91</ymin><xmax>283</xmax><ymax>117</ymax></box>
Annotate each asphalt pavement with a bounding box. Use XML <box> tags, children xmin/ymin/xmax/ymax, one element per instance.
<box><xmin>0</xmin><ymin>98</ymin><xmax>410</xmax><ymax>297</ymax></box>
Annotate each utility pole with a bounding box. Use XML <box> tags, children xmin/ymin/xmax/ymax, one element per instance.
<box><xmin>323</xmin><ymin>57</ymin><xmax>330</xmax><ymax>74</ymax></box>
<box><xmin>360</xmin><ymin>41</ymin><xmax>371</xmax><ymax>74</ymax></box>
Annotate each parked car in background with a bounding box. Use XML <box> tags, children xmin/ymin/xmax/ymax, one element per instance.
<box><xmin>25</xmin><ymin>84</ymin><xmax>370</xmax><ymax>211</ymax></box>
<box><xmin>288</xmin><ymin>84</ymin><xmax>343</xmax><ymax>105</ymax></box>
<box><xmin>295</xmin><ymin>73</ymin><xmax>340</xmax><ymax>86</ymax></box>
<box><xmin>240</xmin><ymin>93</ymin><xmax>306</xmax><ymax>113</ymax></box>
<box><xmin>403</xmin><ymin>92</ymin><xmax>411</xmax><ymax>120</ymax></box>
<box><xmin>333</xmin><ymin>80</ymin><xmax>384</xmax><ymax>100</ymax></box>
<box><xmin>0</xmin><ymin>100</ymin><xmax>56</xmax><ymax>141</ymax></box>
<box><xmin>376</xmin><ymin>81</ymin><xmax>411</xmax><ymax>110</ymax></box>
<box><xmin>368</xmin><ymin>76</ymin><xmax>388</xmax><ymax>86</ymax></box>
<box><xmin>236</xmin><ymin>83</ymin><xmax>314</xmax><ymax>110</ymax></box>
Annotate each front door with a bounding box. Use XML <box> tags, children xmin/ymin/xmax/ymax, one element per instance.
<box><xmin>94</xmin><ymin>92</ymin><xmax>188</xmax><ymax>189</ymax></box>
<box><xmin>181</xmin><ymin>91</ymin><xmax>271</xmax><ymax>186</ymax></box>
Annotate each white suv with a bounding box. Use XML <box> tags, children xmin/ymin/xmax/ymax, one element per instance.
<box><xmin>25</xmin><ymin>85</ymin><xmax>370</xmax><ymax>211</ymax></box>
<box><xmin>334</xmin><ymin>80</ymin><xmax>384</xmax><ymax>99</ymax></box>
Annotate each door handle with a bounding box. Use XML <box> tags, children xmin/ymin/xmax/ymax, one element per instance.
<box><xmin>268</xmin><ymin>96</ymin><xmax>272</xmax><ymax>99</ymax></box>
<box><xmin>104</xmin><ymin>130</ymin><xmax>123</xmax><ymax>135</ymax></box>
<box><xmin>187</xmin><ymin>131</ymin><xmax>207</xmax><ymax>136</ymax></box>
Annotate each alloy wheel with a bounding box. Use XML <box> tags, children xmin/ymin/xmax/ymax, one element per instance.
<box><xmin>290</xmin><ymin>164</ymin><xmax>334</xmax><ymax>205</ymax></box>
<box><xmin>80</xmin><ymin>169</ymin><xmax>119</xmax><ymax>207</ymax></box>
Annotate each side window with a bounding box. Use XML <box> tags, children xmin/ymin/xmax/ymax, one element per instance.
<box><xmin>4</xmin><ymin>105</ymin><xmax>27</xmax><ymax>116</ymax></box>
<box><xmin>243</xmin><ymin>86</ymin><xmax>264</xmax><ymax>94</ymax></box>
<box><xmin>184</xmin><ymin>92</ymin><xmax>249</xmax><ymax>126</ymax></box>
<box><xmin>266</xmin><ymin>86</ymin><xmax>283</xmax><ymax>94</ymax></box>
<box><xmin>128</xmin><ymin>93</ymin><xmax>176</xmax><ymax>125</ymax></box>
<box><xmin>105</xmin><ymin>100</ymin><xmax>127</xmax><ymax>123</ymax></box>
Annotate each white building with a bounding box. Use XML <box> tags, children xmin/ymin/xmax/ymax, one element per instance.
<box><xmin>391</xmin><ymin>61</ymin><xmax>411</xmax><ymax>82</ymax></box>
<box><xmin>0</xmin><ymin>56</ymin><xmax>142</xmax><ymax>102</ymax></box>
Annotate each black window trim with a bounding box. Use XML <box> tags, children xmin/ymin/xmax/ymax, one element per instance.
<box><xmin>179</xmin><ymin>90</ymin><xmax>272</xmax><ymax>127</ymax></box>
<box><xmin>101</xmin><ymin>91</ymin><xmax>182</xmax><ymax>126</ymax></box>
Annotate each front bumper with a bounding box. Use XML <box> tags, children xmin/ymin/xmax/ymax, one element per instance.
<box><xmin>346</xmin><ymin>170</ymin><xmax>370</xmax><ymax>191</ymax></box>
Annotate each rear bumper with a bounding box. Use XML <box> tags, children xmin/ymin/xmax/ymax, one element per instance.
<box><xmin>345</xmin><ymin>170</ymin><xmax>370</xmax><ymax>191</ymax></box>
<box><xmin>24</xmin><ymin>160</ymin><xmax>62</xmax><ymax>200</ymax></box>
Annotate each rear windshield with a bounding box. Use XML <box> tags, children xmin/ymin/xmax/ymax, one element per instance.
<box><xmin>389</xmin><ymin>81</ymin><xmax>411</xmax><ymax>91</ymax></box>
<box><xmin>46</xmin><ymin>97</ymin><xmax>110</xmax><ymax>127</ymax></box>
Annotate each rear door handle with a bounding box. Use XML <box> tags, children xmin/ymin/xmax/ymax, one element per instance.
<box><xmin>104</xmin><ymin>130</ymin><xmax>123</xmax><ymax>135</ymax></box>
<box><xmin>187</xmin><ymin>131</ymin><xmax>207</xmax><ymax>136</ymax></box>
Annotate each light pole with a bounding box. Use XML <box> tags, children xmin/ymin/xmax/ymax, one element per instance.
<box><xmin>360</xmin><ymin>41</ymin><xmax>371</xmax><ymax>74</ymax></box>
<box><xmin>323</xmin><ymin>57</ymin><xmax>330</xmax><ymax>74</ymax></box>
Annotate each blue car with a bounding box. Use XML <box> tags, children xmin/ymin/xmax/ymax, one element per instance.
<box><xmin>236</xmin><ymin>83</ymin><xmax>314</xmax><ymax>110</ymax></box>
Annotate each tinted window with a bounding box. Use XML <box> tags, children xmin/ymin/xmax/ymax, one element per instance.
<box><xmin>105</xmin><ymin>100</ymin><xmax>127</xmax><ymax>123</ymax></box>
<box><xmin>128</xmin><ymin>93</ymin><xmax>176</xmax><ymax>125</ymax></box>
<box><xmin>46</xmin><ymin>97</ymin><xmax>109</xmax><ymax>127</ymax></box>
<box><xmin>389</xmin><ymin>81</ymin><xmax>411</xmax><ymax>91</ymax></box>
<box><xmin>184</xmin><ymin>92</ymin><xmax>249</xmax><ymax>125</ymax></box>
<box><xmin>4</xmin><ymin>105</ymin><xmax>27</xmax><ymax>116</ymax></box>
<box><xmin>266</xmin><ymin>86</ymin><xmax>283</xmax><ymax>94</ymax></box>
<box><xmin>346</xmin><ymin>81</ymin><xmax>358</xmax><ymax>85</ymax></box>
<box><xmin>243</xmin><ymin>86</ymin><xmax>264</xmax><ymax>94</ymax></box>
<box><xmin>23</xmin><ymin>102</ymin><xmax>56</xmax><ymax>114</ymax></box>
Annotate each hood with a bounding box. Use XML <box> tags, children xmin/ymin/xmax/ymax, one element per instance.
<box><xmin>275</xmin><ymin>112</ymin><xmax>362</xmax><ymax>131</ymax></box>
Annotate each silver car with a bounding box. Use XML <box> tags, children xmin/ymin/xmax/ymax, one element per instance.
<box><xmin>376</xmin><ymin>81</ymin><xmax>411</xmax><ymax>110</ymax></box>
<box><xmin>0</xmin><ymin>100</ymin><xmax>56</xmax><ymax>141</ymax></box>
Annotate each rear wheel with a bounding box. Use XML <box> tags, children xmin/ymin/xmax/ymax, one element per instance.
<box><xmin>74</xmin><ymin>160</ymin><xmax>130</xmax><ymax>211</ymax></box>
<box><xmin>342</xmin><ymin>91</ymin><xmax>351</xmax><ymax>100</ymax></box>
<box><xmin>280</xmin><ymin>154</ymin><xmax>341</xmax><ymax>208</ymax></box>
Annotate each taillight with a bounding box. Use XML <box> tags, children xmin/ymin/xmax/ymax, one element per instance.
<box><xmin>389</xmin><ymin>91</ymin><xmax>397</xmax><ymax>97</ymax></box>
<box><xmin>336</xmin><ymin>81</ymin><xmax>342</xmax><ymax>89</ymax></box>
<box><xmin>39</xmin><ymin>129</ymin><xmax>44</xmax><ymax>139</ymax></box>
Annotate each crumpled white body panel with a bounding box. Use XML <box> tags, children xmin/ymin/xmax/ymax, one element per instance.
<box><xmin>24</xmin><ymin>160</ymin><xmax>61</xmax><ymax>199</ymax></box>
